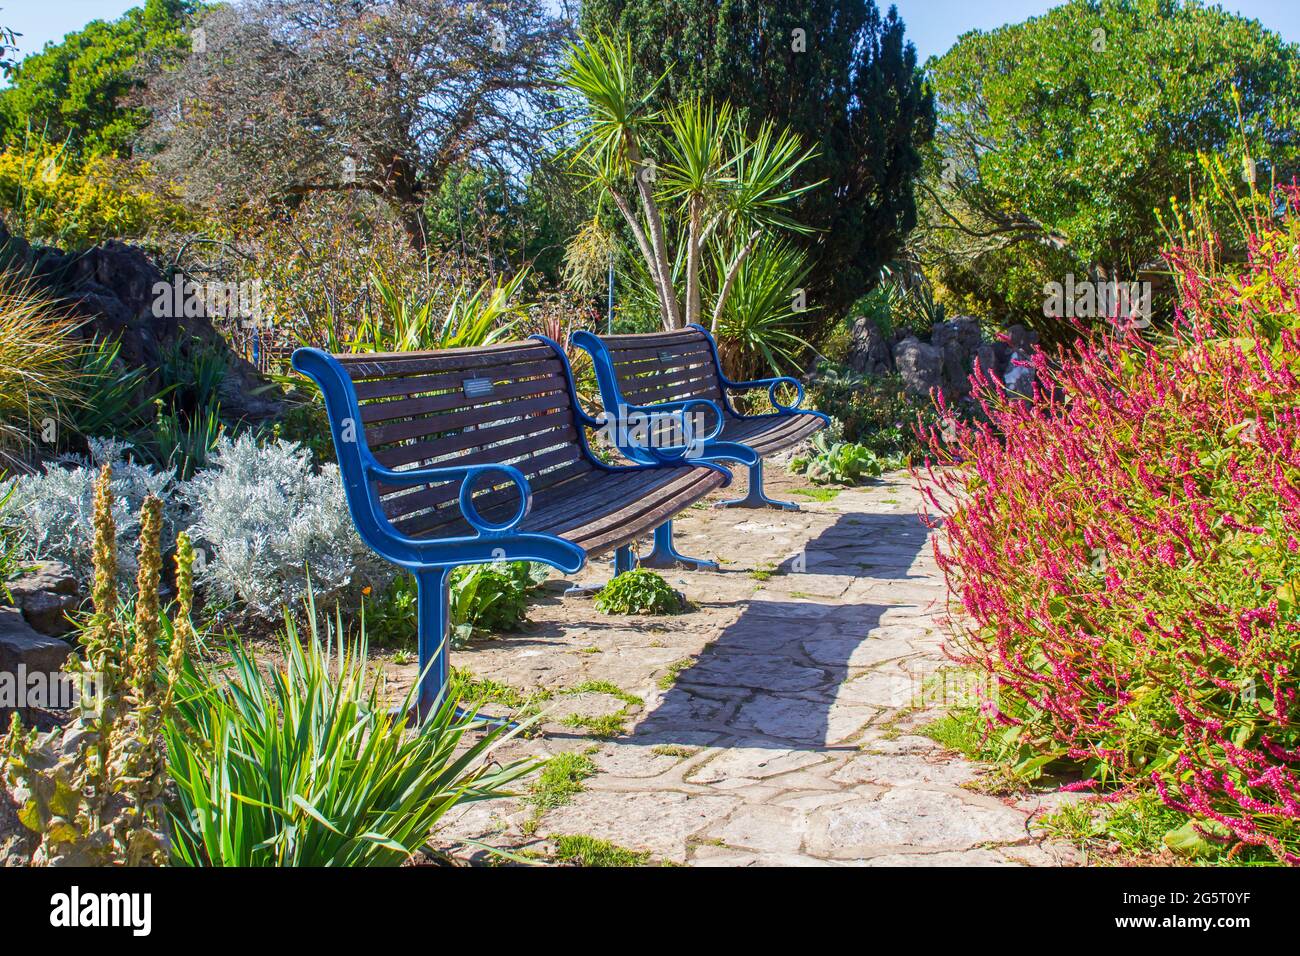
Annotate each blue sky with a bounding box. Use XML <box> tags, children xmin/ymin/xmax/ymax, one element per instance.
<box><xmin>4</xmin><ymin>0</ymin><xmax>1300</xmax><ymax>64</ymax></box>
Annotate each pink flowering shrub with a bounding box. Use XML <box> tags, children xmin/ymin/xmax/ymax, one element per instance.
<box><xmin>922</xmin><ymin>187</ymin><xmax>1300</xmax><ymax>863</ymax></box>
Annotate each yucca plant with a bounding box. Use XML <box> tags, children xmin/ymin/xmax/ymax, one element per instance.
<box><xmin>0</xmin><ymin>272</ymin><xmax>82</xmax><ymax>456</ymax></box>
<box><xmin>148</xmin><ymin>398</ymin><xmax>223</xmax><ymax>480</ymax></box>
<box><xmin>561</xmin><ymin>31</ymin><xmax>819</xmax><ymax>332</ymax></box>
<box><xmin>711</xmin><ymin>235</ymin><xmax>812</xmax><ymax>379</ymax></box>
<box><xmin>163</xmin><ymin>591</ymin><xmax>540</xmax><ymax>867</ymax></box>
<box><xmin>348</xmin><ymin>265</ymin><xmax>528</xmax><ymax>353</ymax></box>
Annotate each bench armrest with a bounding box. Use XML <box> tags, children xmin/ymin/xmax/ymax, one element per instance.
<box><xmin>366</xmin><ymin>461</ymin><xmax>532</xmax><ymax>536</ymax></box>
<box><xmin>599</xmin><ymin>397</ymin><xmax>724</xmax><ymax>462</ymax></box>
<box><xmin>724</xmin><ymin>376</ymin><xmax>806</xmax><ymax>412</ymax></box>
<box><xmin>624</xmin><ymin>398</ymin><xmax>725</xmax><ymax>442</ymax></box>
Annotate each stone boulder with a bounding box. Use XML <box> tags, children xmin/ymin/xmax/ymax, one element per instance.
<box><xmin>1003</xmin><ymin>350</ymin><xmax>1037</xmax><ymax>400</ymax></box>
<box><xmin>0</xmin><ymin>222</ymin><xmax>283</xmax><ymax>423</ymax></box>
<box><xmin>892</xmin><ymin>337</ymin><xmax>944</xmax><ymax>400</ymax></box>
<box><xmin>0</xmin><ymin>606</ymin><xmax>72</xmax><ymax>675</ymax></box>
<box><xmin>1002</xmin><ymin>323</ymin><xmax>1040</xmax><ymax>353</ymax></box>
<box><xmin>4</xmin><ymin>561</ymin><xmax>80</xmax><ymax>637</ymax></box>
<box><xmin>845</xmin><ymin>317</ymin><xmax>894</xmax><ymax>376</ymax></box>
<box><xmin>930</xmin><ymin>316</ymin><xmax>984</xmax><ymax>356</ymax></box>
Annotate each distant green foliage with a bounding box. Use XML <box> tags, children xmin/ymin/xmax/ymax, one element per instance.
<box><xmin>62</xmin><ymin>337</ymin><xmax>158</xmax><ymax>446</ymax></box>
<box><xmin>0</xmin><ymin>0</ymin><xmax>196</xmax><ymax>155</ymax></box>
<box><xmin>581</xmin><ymin>0</ymin><xmax>935</xmax><ymax>327</ymax></box>
<box><xmin>594</xmin><ymin>569</ymin><xmax>682</xmax><ymax>616</ymax></box>
<box><xmin>918</xmin><ymin>0</ymin><xmax>1300</xmax><ymax>328</ymax></box>
<box><xmin>343</xmin><ymin>265</ymin><xmax>528</xmax><ymax>353</ymax></box>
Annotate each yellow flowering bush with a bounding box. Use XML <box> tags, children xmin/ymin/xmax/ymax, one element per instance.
<box><xmin>0</xmin><ymin>140</ymin><xmax>192</xmax><ymax>248</ymax></box>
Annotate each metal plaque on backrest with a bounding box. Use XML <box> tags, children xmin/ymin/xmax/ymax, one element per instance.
<box><xmin>462</xmin><ymin>377</ymin><xmax>495</xmax><ymax>399</ymax></box>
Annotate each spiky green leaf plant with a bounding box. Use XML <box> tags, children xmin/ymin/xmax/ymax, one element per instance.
<box><xmin>163</xmin><ymin>591</ymin><xmax>541</xmax><ymax>866</ymax></box>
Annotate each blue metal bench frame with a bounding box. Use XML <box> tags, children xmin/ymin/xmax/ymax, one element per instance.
<box><xmin>292</xmin><ymin>335</ymin><xmax>730</xmax><ymax>718</ymax></box>
<box><xmin>572</xmin><ymin>323</ymin><xmax>829</xmax><ymax>569</ymax></box>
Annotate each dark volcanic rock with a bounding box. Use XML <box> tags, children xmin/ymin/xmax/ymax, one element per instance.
<box><xmin>1</xmin><ymin>222</ymin><xmax>282</xmax><ymax>423</ymax></box>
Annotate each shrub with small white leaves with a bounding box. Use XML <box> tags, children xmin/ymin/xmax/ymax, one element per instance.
<box><xmin>182</xmin><ymin>434</ymin><xmax>390</xmax><ymax>619</ymax></box>
<box><xmin>1</xmin><ymin>439</ymin><xmax>177</xmax><ymax>587</ymax></box>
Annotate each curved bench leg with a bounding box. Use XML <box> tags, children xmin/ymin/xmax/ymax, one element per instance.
<box><xmin>564</xmin><ymin>544</ymin><xmax>637</xmax><ymax>596</ymax></box>
<box><xmin>714</xmin><ymin>460</ymin><xmax>799</xmax><ymax>511</ymax></box>
<box><xmin>637</xmin><ymin>520</ymin><xmax>719</xmax><ymax>571</ymax></box>
<box><xmin>414</xmin><ymin>566</ymin><xmax>453</xmax><ymax>720</ymax></box>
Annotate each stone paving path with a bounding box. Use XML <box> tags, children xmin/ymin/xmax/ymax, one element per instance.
<box><xmin>420</xmin><ymin>470</ymin><xmax>1075</xmax><ymax>866</ymax></box>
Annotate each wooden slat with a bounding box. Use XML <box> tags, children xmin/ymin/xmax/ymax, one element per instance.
<box><xmin>598</xmin><ymin>330</ymin><xmax>707</xmax><ymax>350</ymax></box>
<box><xmin>359</xmin><ymin>372</ymin><xmax>564</xmax><ymax>424</ymax></box>
<box><xmin>578</xmin><ymin>469</ymin><xmax>724</xmax><ymax>555</ymax></box>
<box><xmin>375</xmin><ymin>422</ymin><xmax>581</xmax><ymax>470</ymax></box>
<box><xmin>390</xmin><ymin>457</ymin><xmax>598</xmax><ymax>536</ymax></box>
<box><xmin>620</xmin><ymin>369</ymin><xmax>720</xmax><ymax>402</ymax></box>
<box><xmin>337</xmin><ymin>342</ymin><xmax>554</xmax><ymax>378</ymax></box>
<box><xmin>606</xmin><ymin>339</ymin><xmax>713</xmax><ymax>365</ymax></box>
<box><xmin>383</xmin><ymin>444</ymin><xmax>584</xmax><ymax>523</ymax></box>
<box><xmin>365</xmin><ymin>392</ymin><xmax>569</xmax><ymax>446</ymax></box>
<box><xmin>370</xmin><ymin>408</ymin><xmax>570</xmax><ymax>458</ymax></box>
<box><xmin>352</xmin><ymin>358</ymin><xmax>564</xmax><ymax>402</ymax></box>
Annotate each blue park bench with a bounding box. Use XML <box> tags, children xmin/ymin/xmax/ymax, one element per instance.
<box><xmin>572</xmin><ymin>324</ymin><xmax>829</xmax><ymax>570</ymax></box>
<box><xmin>292</xmin><ymin>336</ymin><xmax>730</xmax><ymax>717</ymax></box>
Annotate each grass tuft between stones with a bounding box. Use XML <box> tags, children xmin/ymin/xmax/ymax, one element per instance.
<box><xmin>550</xmin><ymin>834</ymin><xmax>651</xmax><ymax>867</ymax></box>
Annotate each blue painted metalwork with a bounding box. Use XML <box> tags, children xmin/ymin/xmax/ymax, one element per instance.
<box><xmin>292</xmin><ymin>340</ymin><xmax>731</xmax><ymax>717</ymax></box>
<box><xmin>572</xmin><ymin>324</ymin><xmax>830</xmax><ymax>549</ymax></box>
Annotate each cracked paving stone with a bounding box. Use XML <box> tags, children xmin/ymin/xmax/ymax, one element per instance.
<box><xmin>732</xmin><ymin>694</ymin><xmax>878</xmax><ymax>745</ymax></box>
<box><xmin>540</xmin><ymin>790</ymin><xmax>740</xmax><ymax>864</ymax></box>
<box><xmin>686</xmin><ymin>745</ymin><xmax>827</xmax><ymax>784</ymax></box>
<box><xmin>806</xmin><ymin>789</ymin><xmax>1029</xmax><ymax>858</ymax></box>
<box><xmin>677</xmin><ymin>653</ymin><xmax>826</xmax><ymax>692</ymax></box>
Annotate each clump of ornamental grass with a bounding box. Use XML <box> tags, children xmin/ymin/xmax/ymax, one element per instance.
<box><xmin>162</xmin><ymin>590</ymin><xmax>541</xmax><ymax>867</ymax></box>
<box><xmin>920</xmin><ymin>185</ymin><xmax>1300</xmax><ymax>865</ymax></box>
<box><xmin>0</xmin><ymin>273</ymin><xmax>82</xmax><ymax>458</ymax></box>
<box><xmin>1</xmin><ymin>464</ymin><xmax>190</xmax><ymax>865</ymax></box>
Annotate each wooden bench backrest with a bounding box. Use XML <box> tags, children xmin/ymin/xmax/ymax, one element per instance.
<box><xmin>334</xmin><ymin>341</ymin><xmax>593</xmax><ymax>536</ymax></box>
<box><xmin>599</xmin><ymin>328</ymin><xmax>726</xmax><ymax>408</ymax></box>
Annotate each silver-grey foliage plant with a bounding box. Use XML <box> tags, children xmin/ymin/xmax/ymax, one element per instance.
<box><xmin>182</xmin><ymin>434</ymin><xmax>390</xmax><ymax>619</ymax></box>
<box><xmin>1</xmin><ymin>439</ymin><xmax>177</xmax><ymax>587</ymax></box>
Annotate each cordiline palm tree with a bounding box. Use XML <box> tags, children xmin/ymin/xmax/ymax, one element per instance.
<box><xmin>560</xmin><ymin>31</ymin><xmax>820</xmax><ymax>334</ymax></box>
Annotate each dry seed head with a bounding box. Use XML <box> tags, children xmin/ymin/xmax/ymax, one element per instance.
<box><xmin>131</xmin><ymin>496</ymin><xmax>164</xmax><ymax>687</ymax></box>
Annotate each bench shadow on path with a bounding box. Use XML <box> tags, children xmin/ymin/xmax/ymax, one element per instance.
<box><xmin>623</xmin><ymin>509</ymin><xmax>937</xmax><ymax>754</ymax></box>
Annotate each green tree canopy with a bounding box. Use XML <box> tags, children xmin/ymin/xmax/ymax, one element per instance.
<box><xmin>0</xmin><ymin>0</ymin><xmax>196</xmax><ymax>155</ymax></box>
<box><xmin>580</xmin><ymin>0</ymin><xmax>935</xmax><ymax>334</ymax></box>
<box><xmin>916</xmin><ymin>0</ymin><xmax>1300</xmax><ymax>329</ymax></box>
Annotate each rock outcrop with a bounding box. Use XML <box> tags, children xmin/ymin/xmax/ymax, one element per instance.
<box><xmin>846</xmin><ymin>315</ymin><xmax>1039</xmax><ymax>403</ymax></box>
<box><xmin>0</xmin><ymin>606</ymin><xmax>72</xmax><ymax>676</ymax></box>
<box><xmin>0</xmin><ymin>222</ymin><xmax>282</xmax><ymax>423</ymax></box>
<box><xmin>4</xmin><ymin>561</ymin><xmax>80</xmax><ymax>637</ymax></box>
